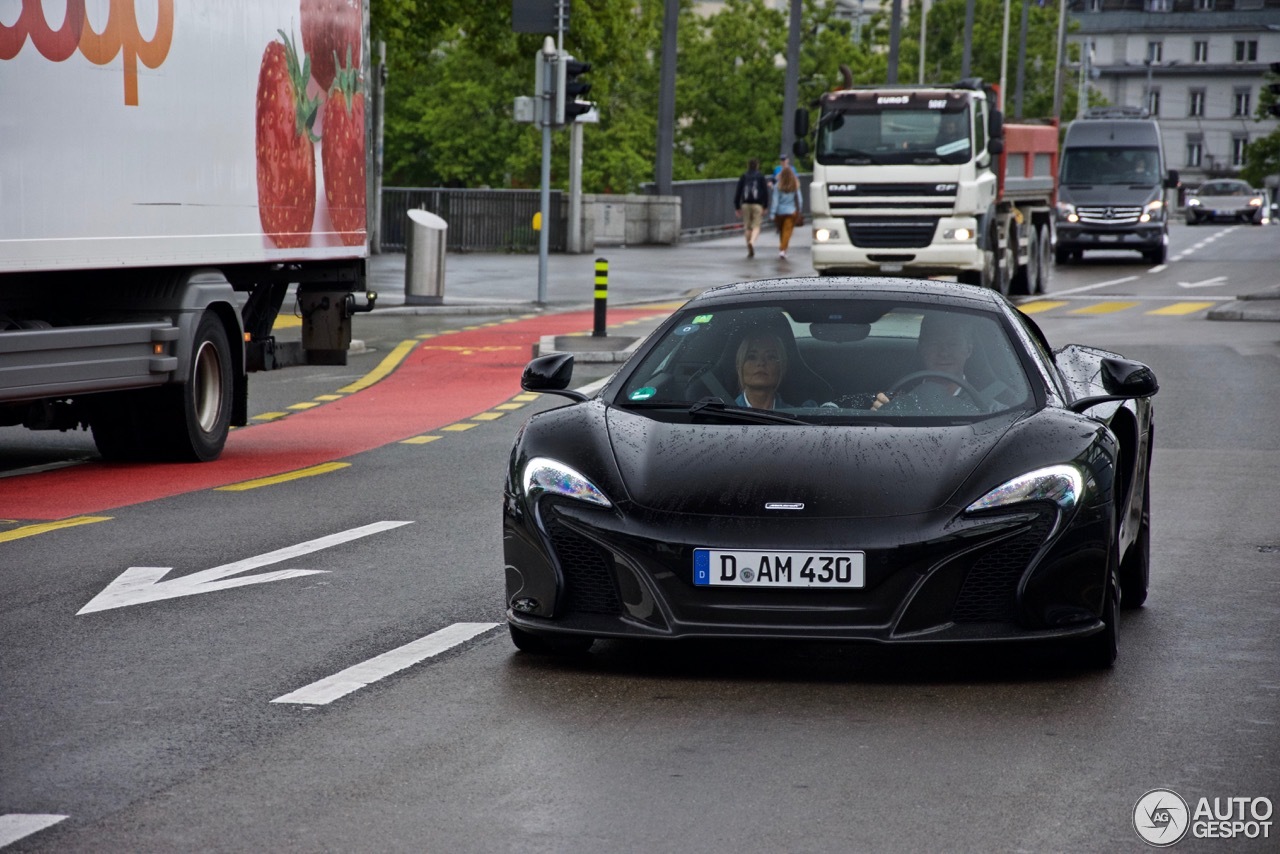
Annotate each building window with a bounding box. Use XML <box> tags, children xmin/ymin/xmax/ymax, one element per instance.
<box><xmin>1235</xmin><ymin>40</ymin><xmax>1258</xmax><ymax>63</ymax></box>
<box><xmin>1234</xmin><ymin>89</ymin><xmax>1252</xmax><ymax>117</ymax></box>
<box><xmin>1147</xmin><ymin>42</ymin><xmax>1163</xmax><ymax>63</ymax></box>
<box><xmin>1186</xmin><ymin>140</ymin><xmax>1203</xmax><ymax>169</ymax></box>
<box><xmin>1195</xmin><ymin>0</ymin><xmax>1214</xmax><ymax>9</ymax></box>
<box><xmin>1144</xmin><ymin>0</ymin><xmax>1171</xmax><ymax>10</ymax></box>
<box><xmin>1148</xmin><ymin>88</ymin><xmax>1161</xmax><ymax>117</ymax></box>
<box><xmin>1189</xmin><ymin>90</ymin><xmax>1205</xmax><ymax>118</ymax></box>
<box><xmin>1193</xmin><ymin>41</ymin><xmax>1209</xmax><ymax>63</ymax></box>
<box><xmin>1232</xmin><ymin>137</ymin><xmax>1248</xmax><ymax>168</ymax></box>
<box><xmin>1086</xmin><ymin>0</ymin><xmax>1102</xmax><ymax>10</ymax></box>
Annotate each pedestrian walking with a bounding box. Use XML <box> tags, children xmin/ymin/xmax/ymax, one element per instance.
<box><xmin>734</xmin><ymin>158</ymin><xmax>770</xmax><ymax>258</ymax></box>
<box><xmin>770</xmin><ymin>164</ymin><xmax>803</xmax><ymax>259</ymax></box>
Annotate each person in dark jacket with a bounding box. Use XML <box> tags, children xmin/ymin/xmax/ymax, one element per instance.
<box><xmin>734</xmin><ymin>159</ymin><xmax>770</xmax><ymax>258</ymax></box>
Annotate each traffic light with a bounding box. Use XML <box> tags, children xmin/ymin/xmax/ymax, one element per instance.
<box><xmin>1269</xmin><ymin>62</ymin><xmax>1280</xmax><ymax>118</ymax></box>
<box><xmin>557</xmin><ymin>52</ymin><xmax>593</xmax><ymax>124</ymax></box>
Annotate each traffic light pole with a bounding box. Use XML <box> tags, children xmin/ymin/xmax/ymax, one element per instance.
<box><xmin>538</xmin><ymin>39</ymin><xmax>555</xmax><ymax>305</ymax></box>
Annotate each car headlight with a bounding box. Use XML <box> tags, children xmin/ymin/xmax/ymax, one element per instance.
<box><xmin>1249</xmin><ymin>197</ymin><xmax>1263</xmax><ymax>208</ymax></box>
<box><xmin>1187</xmin><ymin>198</ymin><xmax>1202</xmax><ymax>207</ymax></box>
<box><xmin>1056</xmin><ymin>202</ymin><xmax>1078</xmax><ymax>223</ymax></box>
<box><xmin>942</xmin><ymin>227</ymin><xmax>973</xmax><ymax>240</ymax></box>
<box><xmin>966</xmin><ymin>464</ymin><xmax>1084</xmax><ymax>512</ymax></box>
<box><xmin>1140</xmin><ymin>199</ymin><xmax>1163</xmax><ymax>223</ymax></box>
<box><xmin>521</xmin><ymin>457</ymin><xmax>612</xmax><ymax>507</ymax></box>
<box><xmin>814</xmin><ymin>227</ymin><xmax>833</xmax><ymax>242</ymax></box>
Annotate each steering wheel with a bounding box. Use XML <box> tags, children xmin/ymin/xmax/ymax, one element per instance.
<box><xmin>887</xmin><ymin>370</ymin><xmax>991</xmax><ymax>409</ymax></box>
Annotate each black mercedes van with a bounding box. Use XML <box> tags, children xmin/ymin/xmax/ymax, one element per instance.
<box><xmin>1055</xmin><ymin>107</ymin><xmax>1179</xmax><ymax>265</ymax></box>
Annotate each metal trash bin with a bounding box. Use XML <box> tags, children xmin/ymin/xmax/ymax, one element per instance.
<box><xmin>405</xmin><ymin>209</ymin><xmax>447</xmax><ymax>305</ymax></box>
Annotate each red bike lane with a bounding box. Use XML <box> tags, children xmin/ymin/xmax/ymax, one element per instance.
<box><xmin>0</xmin><ymin>308</ymin><xmax>664</xmax><ymax>521</ymax></box>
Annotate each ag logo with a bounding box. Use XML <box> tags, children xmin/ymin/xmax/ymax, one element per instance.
<box><xmin>1134</xmin><ymin>789</ymin><xmax>1190</xmax><ymax>847</ymax></box>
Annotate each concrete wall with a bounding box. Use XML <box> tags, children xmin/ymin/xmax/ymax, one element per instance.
<box><xmin>578</xmin><ymin>194</ymin><xmax>681</xmax><ymax>249</ymax></box>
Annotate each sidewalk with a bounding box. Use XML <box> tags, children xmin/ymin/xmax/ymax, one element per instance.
<box><xmin>364</xmin><ymin>227</ymin><xmax>1280</xmax><ymax>323</ymax></box>
<box><xmin>367</xmin><ymin>228</ymin><xmax>815</xmax><ymax>314</ymax></box>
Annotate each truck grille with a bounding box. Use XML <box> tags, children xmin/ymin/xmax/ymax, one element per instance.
<box><xmin>844</xmin><ymin>217</ymin><xmax>939</xmax><ymax>248</ymax></box>
<box><xmin>1076</xmin><ymin>206</ymin><xmax>1142</xmax><ymax>225</ymax></box>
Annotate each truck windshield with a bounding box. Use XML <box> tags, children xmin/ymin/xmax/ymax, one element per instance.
<box><xmin>1060</xmin><ymin>147</ymin><xmax>1160</xmax><ymax>186</ymax></box>
<box><xmin>817</xmin><ymin>103</ymin><xmax>972</xmax><ymax>166</ymax></box>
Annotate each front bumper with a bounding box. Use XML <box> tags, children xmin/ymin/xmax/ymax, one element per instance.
<box><xmin>1056</xmin><ymin>223</ymin><xmax>1164</xmax><ymax>251</ymax></box>
<box><xmin>504</xmin><ymin>495</ymin><xmax>1113</xmax><ymax>645</ymax></box>
<box><xmin>809</xmin><ymin>215</ymin><xmax>983</xmax><ymax>277</ymax></box>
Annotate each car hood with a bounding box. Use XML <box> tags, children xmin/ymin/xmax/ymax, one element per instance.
<box><xmin>1059</xmin><ymin>185</ymin><xmax>1160</xmax><ymax>207</ymax></box>
<box><xmin>604</xmin><ymin>409</ymin><xmax>1022</xmax><ymax>518</ymax></box>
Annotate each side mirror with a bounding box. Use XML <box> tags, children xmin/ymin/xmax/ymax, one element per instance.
<box><xmin>792</xmin><ymin>138</ymin><xmax>809</xmax><ymax>158</ymax></box>
<box><xmin>1165</xmin><ymin>169</ymin><xmax>1180</xmax><ymax>190</ymax></box>
<box><xmin>988</xmin><ymin>108</ymin><xmax>1004</xmax><ymax>141</ymax></box>
<box><xmin>1067</xmin><ymin>357</ymin><xmax>1158</xmax><ymax>413</ymax></box>
<box><xmin>793</xmin><ymin>107</ymin><xmax>810</xmax><ymax>138</ymax></box>
<box><xmin>988</xmin><ymin>137</ymin><xmax>1005</xmax><ymax>155</ymax></box>
<box><xmin>521</xmin><ymin>353</ymin><xmax>587</xmax><ymax>402</ymax></box>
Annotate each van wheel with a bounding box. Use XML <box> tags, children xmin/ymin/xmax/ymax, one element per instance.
<box><xmin>1054</xmin><ymin>246</ymin><xmax>1071</xmax><ymax>265</ymax></box>
<box><xmin>1144</xmin><ymin>244</ymin><xmax>1166</xmax><ymax>265</ymax></box>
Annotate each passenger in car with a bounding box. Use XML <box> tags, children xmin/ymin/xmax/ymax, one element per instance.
<box><xmin>734</xmin><ymin>332</ymin><xmax>790</xmax><ymax>410</ymax></box>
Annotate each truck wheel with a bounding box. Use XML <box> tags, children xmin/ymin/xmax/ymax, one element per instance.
<box><xmin>160</xmin><ymin>311</ymin><xmax>233</xmax><ymax>461</ymax></box>
<box><xmin>1009</xmin><ymin>229</ymin><xmax>1030</xmax><ymax>296</ymax></box>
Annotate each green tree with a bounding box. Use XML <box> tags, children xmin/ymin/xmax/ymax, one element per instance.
<box><xmin>1241</xmin><ymin>67</ymin><xmax>1280</xmax><ymax>188</ymax></box>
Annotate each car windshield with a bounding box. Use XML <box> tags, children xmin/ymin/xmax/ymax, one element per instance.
<box><xmin>1197</xmin><ymin>181</ymin><xmax>1251</xmax><ymax>196</ymax></box>
<box><xmin>1060</xmin><ymin>147</ymin><xmax>1160</xmax><ymax>185</ymax></box>
<box><xmin>613</xmin><ymin>299</ymin><xmax>1036</xmax><ymax>424</ymax></box>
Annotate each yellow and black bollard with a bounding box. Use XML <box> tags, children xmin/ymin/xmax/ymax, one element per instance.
<box><xmin>593</xmin><ymin>258</ymin><xmax>608</xmax><ymax>338</ymax></box>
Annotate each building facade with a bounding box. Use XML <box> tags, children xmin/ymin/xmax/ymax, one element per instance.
<box><xmin>1068</xmin><ymin>0</ymin><xmax>1280</xmax><ymax>187</ymax></box>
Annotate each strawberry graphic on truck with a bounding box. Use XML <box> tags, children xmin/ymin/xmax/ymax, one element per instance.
<box><xmin>256</xmin><ymin>30</ymin><xmax>320</xmax><ymax>249</ymax></box>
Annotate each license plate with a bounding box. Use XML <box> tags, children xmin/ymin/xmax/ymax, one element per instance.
<box><xmin>693</xmin><ymin>549</ymin><xmax>866</xmax><ymax>588</ymax></box>
<box><xmin>879</xmin><ymin>263</ymin><xmax>904</xmax><ymax>273</ymax></box>
<box><xmin>1098</xmin><ymin>234</ymin><xmax>1119</xmax><ymax>242</ymax></box>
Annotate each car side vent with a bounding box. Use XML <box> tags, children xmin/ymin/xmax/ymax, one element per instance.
<box><xmin>545</xmin><ymin>517</ymin><xmax>622</xmax><ymax>615</ymax></box>
<box><xmin>951</xmin><ymin>516</ymin><xmax>1053</xmax><ymax>623</ymax></box>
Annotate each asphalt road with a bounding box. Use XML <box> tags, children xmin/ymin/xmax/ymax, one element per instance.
<box><xmin>1</xmin><ymin>222</ymin><xmax>1278</xmax><ymax>852</ymax></box>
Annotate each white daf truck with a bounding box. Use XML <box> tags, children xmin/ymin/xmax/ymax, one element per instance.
<box><xmin>0</xmin><ymin>0</ymin><xmax>372</xmax><ymax>462</ymax></box>
<box><xmin>796</xmin><ymin>76</ymin><xmax>1058</xmax><ymax>296</ymax></box>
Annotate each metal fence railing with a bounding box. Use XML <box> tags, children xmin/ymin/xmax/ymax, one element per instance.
<box><xmin>381</xmin><ymin>188</ymin><xmax>563</xmax><ymax>253</ymax></box>
<box><xmin>378</xmin><ymin>176</ymin><xmax>810</xmax><ymax>252</ymax></box>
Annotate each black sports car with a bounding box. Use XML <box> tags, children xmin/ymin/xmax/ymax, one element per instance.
<box><xmin>503</xmin><ymin>278</ymin><xmax>1157</xmax><ymax>667</ymax></box>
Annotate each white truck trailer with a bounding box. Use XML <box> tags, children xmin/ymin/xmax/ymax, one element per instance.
<box><xmin>796</xmin><ymin>76</ymin><xmax>1058</xmax><ymax>297</ymax></box>
<box><xmin>0</xmin><ymin>0</ymin><xmax>371</xmax><ymax>461</ymax></box>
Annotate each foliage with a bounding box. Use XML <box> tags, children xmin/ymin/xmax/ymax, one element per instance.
<box><xmin>1241</xmin><ymin>68</ymin><xmax>1280</xmax><ymax>188</ymax></box>
<box><xmin>371</xmin><ymin>0</ymin><xmax>1074</xmax><ymax>192</ymax></box>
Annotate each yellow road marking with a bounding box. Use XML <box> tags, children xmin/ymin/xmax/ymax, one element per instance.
<box><xmin>251</xmin><ymin>412</ymin><xmax>289</xmax><ymax>421</ymax></box>
<box><xmin>288</xmin><ymin>402</ymin><xmax>321</xmax><ymax>410</ymax></box>
<box><xmin>442</xmin><ymin>423</ymin><xmax>478</xmax><ymax>432</ymax></box>
<box><xmin>472</xmin><ymin>412</ymin><xmax>505</xmax><ymax>421</ymax></box>
<box><xmin>215</xmin><ymin>462</ymin><xmax>350</xmax><ymax>492</ymax></box>
<box><xmin>1147</xmin><ymin>302</ymin><xmax>1215</xmax><ymax>316</ymax></box>
<box><xmin>272</xmin><ymin>315</ymin><xmax>302</xmax><ymax>330</ymax></box>
<box><xmin>400</xmin><ymin>435</ymin><xmax>441</xmax><ymax>445</ymax></box>
<box><xmin>314</xmin><ymin>394</ymin><xmax>343</xmax><ymax>401</ymax></box>
<box><xmin>1018</xmin><ymin>300</ymin><xmax>1069</xmax><ymax>314</ymax></box>
<box><xmin>495</xmin><ymin>403</ymin><xmax>526</xmax><ymax>411</ymax></box>
<box><xmin>0</xmin><ymin>515</ymin><xmax>112</xmax><ymax>544</ymax></box>
<box><xmin>514</xmin><ymin>393</ymin><xmax>540</xmax><ymax>402</ymax></box>
<box><xmin>1070</xmin><ymin>301</ymin><xmax>1139</xmax><ymax>315</ymax></box>
<box><xmin>339</xmin><ymin>340</ymin><xmax>417</xmax><ymax>394</ymax></box>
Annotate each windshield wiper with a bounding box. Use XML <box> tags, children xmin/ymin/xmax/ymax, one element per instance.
<box><xmin>688</xmin><ymin>397</ymin><xmax>804</xmax><ymax>425</ymax></box>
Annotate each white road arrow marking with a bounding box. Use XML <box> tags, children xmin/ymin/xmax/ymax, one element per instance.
<box><xmin>1178</xmin><ymin>276</ymin><xmax>1227</xmax><ymax>289</ymax></box>
<box><xmin>77</xmin><ymin>521</ymin><xmax>413</xmax><ymax>615</ymax></box>
<box><xmin>0</xmin><ymin>815</ymin><xmax>67</xmax><ymax>848</ymax></box>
